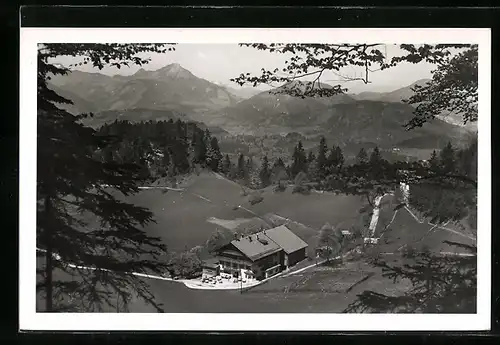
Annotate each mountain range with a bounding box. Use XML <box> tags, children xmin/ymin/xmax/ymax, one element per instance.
<box><xmin>48</xmin><ymin>63</ymin><xmax>476</xmax><ymax>152</ymax></box>
<box><xmin>48</xmin><ymin>63</ymin><xmax>241</xmax><ymax>116</ymax></box>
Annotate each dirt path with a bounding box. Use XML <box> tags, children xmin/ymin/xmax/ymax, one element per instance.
<box><xmin>404</xmin><ymin>206</ymin><xmax>476</xmax><ymax>241</ymax></box>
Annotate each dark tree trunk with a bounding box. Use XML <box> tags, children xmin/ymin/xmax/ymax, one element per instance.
<box><xmin>44</xmin><ymin>195</ymin><xmax>53</xmax><ymax>312</ymax></box>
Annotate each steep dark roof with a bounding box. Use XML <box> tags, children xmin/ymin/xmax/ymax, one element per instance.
<box><xmin>263</xmin><ymin>225</ymin><xmax>309</xmax><ymax>254</ymax></box>
<box><xmin>230</xmin><ymin>232</ymin><xmax>282</xmax><ymax>261</ymax></box>
<box><xmin>202</xmin><ymin>258</ymin><xmax>220</xmax><ymax>269</ymax></box>
<box><xmin>225</xmin><ymin>225</ymin><xmax>308</xmax><ymax>261</ymax></box>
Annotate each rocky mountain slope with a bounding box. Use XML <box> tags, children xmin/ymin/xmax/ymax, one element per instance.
<box><xmin>48</xmin><ymin>63</ymin><xmax>241</xmax><ymax>116</ymax></box>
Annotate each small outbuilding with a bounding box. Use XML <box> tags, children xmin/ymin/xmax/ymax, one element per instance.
<box><xmin>201</xmin><ymin>258</ymin><xmax>220</xmax><ymax>280</ymax></box>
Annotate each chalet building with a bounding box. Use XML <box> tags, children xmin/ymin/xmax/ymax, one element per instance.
<box><xmin>213</xmin><ymin>225</ymin><xmax>308</xmax><ymax>281</ymax></box>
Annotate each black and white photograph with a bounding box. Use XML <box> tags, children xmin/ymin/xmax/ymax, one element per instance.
<box><xmin>19</xmin><ymin>27</ymin><xmax>491</xmax><ymax>331</ymax></box>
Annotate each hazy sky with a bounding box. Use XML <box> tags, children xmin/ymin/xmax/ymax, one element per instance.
<box><xmin>53</xmin><ymin>44</ymin><xmax>435</xmax><ymax>93</ymax></box>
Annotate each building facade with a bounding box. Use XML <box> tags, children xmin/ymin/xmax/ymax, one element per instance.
<box><xmin>213</xmin><ymin>225</ymin><xmax>308</xmax><ymax>280</ymax></box>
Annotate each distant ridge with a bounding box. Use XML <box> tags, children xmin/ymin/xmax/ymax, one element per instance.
<box><xmin>47</xmin><ymin>63</ymin><xmax>241</xmax><ymax>116</ymax></box>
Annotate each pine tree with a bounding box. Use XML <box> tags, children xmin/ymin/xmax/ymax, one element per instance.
<box><xmin>308</xmin><ymin>158</ymin><xmax>319</xmax><ymax>182</ymax></box>
<box><xmin>37</xmin><ymin>43</ymin><xmax>172</xmax><ymax>312</ymax></box>
<box><xmin>171</xmin><ymin>141</ymin><xmax>190</xmax><ymax>174</ymax></box>
<box><xmin>291</xmin><ymin>141</ymin><xmax>307</xmax><ymax>178</ymax></box>
<box><xmin>162</xmin><ymin>148</ymin><xmax>171</xmax><ymax>176</ymax></box>
<box><xmin>271</xmin><ymin>157</ymin><xmax>288</xmax><ymax>185</ymax></box>
<box><xmin>245</xmin><ymin>157</ymin><xmax>254</xmax><ymax>186</ymax></box>
<box><xmin>237</xmin><ymin>153</ymin><xmax>246</xmax><ymax>180</ymax></box>
<box><xmin>211</xmin><ymin>137</ymin><xmax>222</xmax><ymax>171</ymax></box>
<box><xmin>259</xmin><ymin>155</ymin><xmax>271</xmax><ymax>188</ymax></box>
<box><xmin>217</xmin><ymin>157</ymin><xmax>225</xmax><ymax>174</ymax></box>
<box><xmin>369</xmin><ymin>146</ymin><xmax>383</xmax><ymax>166</ymax></box>
<box><xmin>204</xmin><ymin>128</ymin><xmax>212</xmax><ymax>144</ymax></box>
<box><xmin>356</xmin><ymin>147</ymin><xmax>369</xmax><ymax>165</ymax></box>
<box><xmin>222</xmin><ymin>154</ymin><xmax>232</xmax><ymax>175</ymax></box>
<box><xmin>273</xmin><ymin>157</ymin><xmax>285</xmax><ymax>170</ymax></box>
<box><xmin>205</xmin><ymin>136</ymin><xmax>222</xmax><ymax>172</ymax></box>
<box><xmin>327</xmin><ymin>145</ymin><xmax>345</xmax><ymax>174</ymax></box>
<box><xmin>307</xmin><ymin>151</ymin><xmax>316</xmax><ymax>164</ymax></box>
<box><xmin>191</xmin><ymin>128</ymin><xmax>207</xmax><ymax>165</ymax></box>
<box><xmin>316</xmin><ymin>136</ymin><xmax>328</xmax><ymax>179</ymax></box>
<box><xmin>335</xmin><ymin>146</ymin><xmax>345</xmax><ymax>170</ymax></box>
<box><xmin>428</xmin><ymin>150</ymin><xmax>439</xmax><ymax>173</ymax></box>
<box><xmin>440</xmin><ymin>141</ymin><xmax>456</xmax><ymax>174</ymax></box>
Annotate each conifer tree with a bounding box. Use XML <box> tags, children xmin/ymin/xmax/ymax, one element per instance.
<box><xmin>335</xmin><ymin>146</ymin><xmax>345</xmax><ymax>170</ymax></box>
<box><xmin>245</xmin><ymin>157</ymin><xmax>255</xmax><ymax>186</ymax></box>
<box><xmin>369</xmin><ymin>146</ymin><xmax>383</xmax><ymax>166</ymax></box>
<box><xmin>271</xmin><ymin>157</ymin><xmax>288</xmax><ymax>185</ymax></box>
<box><xmin>440</xmin><ymin>141</ymin><xmax>456</xmax><ymax>174</ymax></box>
<box><xmin>191</xmin><ymin>128</ymin><xmax>207</xmax><ymax>165</ymax></box>
<box><xmin>222</xmin><ymin>154</ymin><xmax>232</xmax><ymax>175</ymax></box>
<box><xmin>161</xmin><ymin>148</ymin><xmax>171</xmax><ymax>175</ymax></box>
<box><xmin>316</xmin><ymin>136</ymin><xmax>328</xmax><ymax>179</ymax></box>
<box><xmin>291</xmin><ymin>141</ymin><xmax>307</xmax><ymax>178</ymax></box>
<box><xmin>37</xmin><ymin>43</ymin><xmax>174</xmax><ymax>312</ymax></box>
<box><xmin>205</xmin><ymin>136</ymin><xmax>222</xmax><ymax>172</ymax></box>
<box><xmin>356</xmin><ymin>147</ymin><xmax>369</xmax><ymax>165</ymax></box>
<box><xmin>217</xmin><ymin>157</ymin><xmax>225</xmax><ymax>174</ymax></box>
<box><xmin>307</xmin><ymin>151</ymin><xmax>316</xmax><ymax>164</ymax></box>
<box><xmin>327</xmin><ymin>145</ymin><xmax>345</xmax><ymax>175</ymax></box>
<box><xmin>259</xmin><ymin>155</ymin><xmax>271</xmax><ymax>188</ymax></box>
<box><xmin>428</xmin><ymin>150</ymin><xmax>440</xmax><ymax>173</ymax></box>
<box><xmin>237</xmin><ymin>153</ymin><xmax>246</xmax><ymax>180</ymax></box>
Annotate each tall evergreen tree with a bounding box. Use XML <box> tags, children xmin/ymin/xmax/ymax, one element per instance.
<box><xmin>162</xmin><ymin>148</ymin><xmax>171</xmax><ymax>174</ymax></box>
<box><xmin>191</xmin><ymin>128</ymin><xmax>207</xmax><ymax>165</ymax></box>
<box><xmin>206</xmin><ymin>136</ymin><xmax>222</xmax><ymax>172</ymax></box>
<box><xmin>356</xmin><ymin>147</ymin><xmax>369</xmax><ymax>165</ymax></box>
<box><xmin>222</xmin><ymin>154</ymin><xmax>232</xmax><ymax>175</ymax></box>
<box><xmin>204</xmin><ymin>128</ymin><xmax>212</xmax><ymax>144</ymax></box>
<box><xmin>245</xmin><ymin>157</ymin><xmax>255</xmax><ymax>185</ymax></box>
<box><xmin>291</xmin><ymin>141</ymin><xmax>308</xmax><ymax>178</ymax></box>
<box><xmin>37</xmin><ymin>43</ymin><xmax>173</xmax><ymax>312</ymax></box>
<box><xmin>428</xmin><ymin>150</ymin><xmax>440</xmax><ymax>173</ymax></box>
<box><xmin>327</xmin><ymin>145</ymin><xmax>345</xmax><ymax>174</ymax></box>
<box><xmin>307</xmin><ymin>151</ymin><xmax>316</xmax><ymax>164</ymax></box>
<box><xmin>440</xmin><ymin>141</ymin><xmax>456</xmax><ymax>174</ymax></box>
<box><xmin>273</xmin><ymin>157</ymin><xmax>285</xmax><ymax>169</ymax></box>
<box><xmin>335</xmin><ymin>146</ymin><xmax>344</xmax><ymax>170</ymax></box>
<box><xmin>369</xmin><ymin>146</ymin><xmax>383</xmax><ymax>166</ymax></box>
<box><xmin>237</xmin><ymin>153</ymin><xmax>246</xmax><ymax>179</ymax></box>
<box><xmin>171</xmin><ymin>141</ymin><xmax>190</xmax><ymax>174</ymax></box>
<box><xmin>271</xmin><ymin>157</ymin><xmax>288</xmax><ymax>185</ymax></box>
<box><xmin>316</xmin><ymin>136</ymin><xmax>328</xmax><ymax>179</ymax></box>
<box><xmin>259</xmin><ymin>155</ymin><xmax>271</xmax><ymax>188</ymax></box>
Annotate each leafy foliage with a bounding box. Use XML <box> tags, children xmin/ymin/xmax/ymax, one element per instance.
<box><xmin>317</xmin><ymin>223</ymin><xmax>343</xmax><ymax>261</ymax></box>
<box><xmin>403</xmin><ymin>46</ymin><xmax>478</xmax><ymax>128</ymax></box>
<box><xmin>231</xmin><ymin>44</ymin><xmax>477</xmax><ymax>128</ymax></box>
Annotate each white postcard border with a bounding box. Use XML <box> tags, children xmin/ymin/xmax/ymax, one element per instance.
<box><xmin>19</xmin><ymin>27</ymin><xmax>491</xmax><ymax>331</ymax></box>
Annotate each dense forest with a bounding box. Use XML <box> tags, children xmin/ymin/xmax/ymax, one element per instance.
<box><xmin>94</xmin><ymin>119</ymin><xmax>477</xmax><ymax>205</ymax></box>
